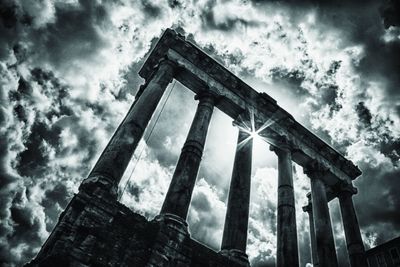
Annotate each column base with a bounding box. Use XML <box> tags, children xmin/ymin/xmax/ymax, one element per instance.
<box><xmin>154</xmin><ymin>213</ymin><xmax>190</xmax><ymax>236</ymax></box>
<box><xmin>79</xmin><ymin>175</ymin><xmax>118</xmax><ymax>198</ymax></box>
<box><xmin>146</xmin><ymin>213</ymin><xmax>191</xmax><ymax>267</ymax></box>
<box><xmin>219</xmin><ymin>249</ymin><xmax>250</xmax><ymax>266</ymax></box>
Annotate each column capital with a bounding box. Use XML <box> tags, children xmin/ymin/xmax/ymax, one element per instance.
<box><xmin>337</xmin><ymin>182</ymin><xmax>358</xmax><ymax>199</ymax></box>
<box><xmin>269</xmin><ymin>136</ymin><xmax>292</xmax><ymax>154</ymax></box>
<box><xmin>194</xmin><ymin>90</ymin><xmax>218</xmax><ymax>105</ymax></box>
<box><xmin>154</xmin><ymin>57</ymin><xmax>178</xmax><ymax>71</ymax></box>
<box><xmin>303</xmin><ymin>161</ymin><xmax>330</xmax><ymax>179</ymax></box>
<box><xmin>153</xmin><ymin>213</ymin><xmax>190</xmax><ymax>235</ymax></box>
<box><xmin>302</xmin><ymin>203</ymin><xmax>312</xmax><ymax>213</ymax></box>
<box><xmin>232</xmin><ymin>119</ymin><xmax>250</xmax><ymax>131</ymax></box>
<box><xmin>302</xmin><ymin>192</ymin><xmax>313</xmax><ymax>212</ymax></box>
<box><xmin>148</xmin><ymin>57</ymin><xmax>179</xmax><ymax>85</ymax></box>
<box><xmin>79</xmin><ymin>174</ymin><xmax>118</xmax><ymax>197</ymax></box>
<box><xmin>232</xmin><ymin>111</ymin><xmax>252</xmax><ymax>131</ymax></box>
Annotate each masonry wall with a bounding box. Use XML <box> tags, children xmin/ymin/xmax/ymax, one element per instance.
<box><xmin>366</xmin><ymin>237</ymin><xmax>400</xmax><ymax>267</ymax></box>
<box><xmin>26</xmin><ymin>188</ymin><xmax>244</xmax><ymax>267</ymax></box>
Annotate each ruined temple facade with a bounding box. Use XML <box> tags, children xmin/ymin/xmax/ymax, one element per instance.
<box><xmin>27</xmin><ymin>29</ymin><xmax>367</xmax><ymax>267</ymax></box>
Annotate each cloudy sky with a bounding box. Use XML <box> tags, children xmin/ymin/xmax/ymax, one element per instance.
<box><xmin>0</xmin><ymin>0</ymin><xmax>399</xmax><ymax>266</ymax></box>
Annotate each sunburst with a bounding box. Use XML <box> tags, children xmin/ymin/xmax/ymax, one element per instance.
<box><xmin>235</xmin><ymin>109</ymin><xmax>279</xmax><ymax>150</ymax></box>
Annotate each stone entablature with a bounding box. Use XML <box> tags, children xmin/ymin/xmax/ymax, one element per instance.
<box><xmin>139</xmin><ymin>29</ymin><xmax>361</xmax><ymax>186</ymax></box>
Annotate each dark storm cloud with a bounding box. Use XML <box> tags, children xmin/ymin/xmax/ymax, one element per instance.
<box><xmin>0</xmin><ymin>70</ymin><xmax>54</xmax><ymax>263</ymax></box>
<box><xmin>0</xmin><ymin>0</ymin><xmax>114</xmax><ymax>72</ymax></box>
<box><xmin>17</xmin><ymin>120</ymin><xmax>61</xmax><ymax>177</ymax></box>
<box><xmin>141</xmin><ymin>0</ymin><xmax>162</xmax><ymax>17</ymax></box>
<box><xmin>0</xmin><ymin>0</ymin><xmax>149</xmax><ymax>265</ymax></box>
<box><xmin>380</xmin><ymin>139</ymin><xmax>400</xmax><ymax>165</ymax></box>
<box><xmin>6</xmin><ymin>68</ymin><xmax>75</xmax><ymax>178</ymax></box>
<box><xmin>168</xmin><ymin>0</ymin><xmax>183</xmax><ymax>9</ymax></box>
<box><xmin>0</xmin><ymin>1</ymin><xmax>23</xmax><ymax>60</ymax></box>
<box><xmin>9</xmin><ymin>191</ymin><xmax>42</xmax><ymax>241</ymax></box>
<box><xmin>318</xmin><ymin>1</ymin><xmax>400</xmax><ymax>110</ymax></box>
<box><xmin>126</xmin><ymin>183</ymin><xmax>142</xmax><ymax>202</ymax></box>
<box><xmin>352</xmin><ymin>100</ymin><xmax>399</xmax><ymax>165</ymax></box>
<box><xmin>4</xmin><ymin>193</ymin><xmax>44</xmax><ymax>261</ymax></box>
<box><xmin>355</xmin><ymin>101</ymin><xmax>373</xmax><ymax>127</ymax></box>
<box><xmin>381</xmin><ymin>0</ymin><xmax>400</xmax><ymax>28</ymax></box>
<box><xmin>0</xmin><ymin>64</ymin><xmax>112</xmax><ymax>265</ymax></box>
<box><xmin>41</xmin><ymin>183</ymin><xmax>71</xmax><ymax>231</ymax></box>
<box><xmin>199</xmin><ymin>0</ymin><xmax>260</xmax><ymax>31</ymax></box>
<box><xmin>31</xmin><ymin>1</ymin><xmax>109</xmax><ymax>68</ymax></box>
<box><xmin>247</xmin><ymin>0</ymin><xmax>400</xmax><ymax>105</ymax></box>
<box><xmin>356</xmin><ymin>165</ymin><xmax>400</xmax><ymax>231</ymax></box>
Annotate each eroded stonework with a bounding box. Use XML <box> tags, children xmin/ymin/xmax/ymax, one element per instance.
<box><xmin>26</xmin><ymin>186</ymin><xmax>245</xmax><ymax>267</ymax></box>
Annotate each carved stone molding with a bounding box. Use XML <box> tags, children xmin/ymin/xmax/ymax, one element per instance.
<box><xmin>303</xmin><ymin>161</ymin><xmax>330</xmax><ymax>179</ymax></box>
<box><xmin>337</xmin><ymin>182</ymin><xmax>358</xmax><ymax>199</ymax></box>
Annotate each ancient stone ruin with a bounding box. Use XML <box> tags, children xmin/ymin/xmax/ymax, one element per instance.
<box><xmin>27</xmin><ymin>28</ymin><xmax>367</xmax><ymax>267</ymax></box>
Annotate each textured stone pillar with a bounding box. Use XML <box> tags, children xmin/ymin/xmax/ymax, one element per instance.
<box><xmin>303</xmin><ymin>193</ymin><xmax>319</xmax><ymax>267</ymax></box>
<box><xmin>82</xmin><ymin>59</ymin><xmax>176</xmax><ymax>195</ymax></box>
<box><xmin>272</xmin><ymin>144</ymin><xmax>299</xmax><ymax>267</ymax></box>
<box><xmin>306</xmin><ymin>166</ymin><xmax>338</xmax><ymax>267</ymax></box>
<box><xmin>160</xmin><ymin>92</ymin><xmax>215</xmax><ymax>220</ymax></box>
<box><xmin>338</xmin><ymin>185</ymin><xmax>367</xmax><ymax>267</ymax></box>
<box><xmin>221</xmin><ymin>129</ymin><xmax>252</xmax><ymax>265</ymax></box>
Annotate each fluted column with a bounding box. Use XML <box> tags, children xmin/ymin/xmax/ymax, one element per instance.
<box><xmin>303</xmin><ymin>193</ymin><xmax>319</xmax><ymax>267</ymax></box>
<box><xmin>81</xmin><ymin>59</ymin><xmax>176</xmax><ymax>196</ymax></box>
<box><xmin>305</xmin><ymin>165</ymin><xmax>338</xmax><ymax>267</ymax></box>
<box><xmin>160</xmin><ymin>92</ymin><xmax>215</xmax><ymax>220</ymax></box>
<box><xmin>338</xmin><ymin>185</ymin><xmax>367</xmax><ymax>267</ymax></box>
<box><xmin>221</xmin><ymin>129</ymin><xmax>252</xmax><ymax>264</ymax></box>
<box><xmin>272</xmin><ymin>143</ymin><xmax>299</xmax><ymax>267</ymax></box>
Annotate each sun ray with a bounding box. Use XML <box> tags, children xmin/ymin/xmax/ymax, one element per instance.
<box><xmin>234</xmin><ymin>109</ymin><xmax>282</xmax><ymax>149</ymax></box>
<box><xmin>237</xmin><ymin>135</ymin><xmax>253</xmax><ymax>150</ymax></box>
<box><xmin>255</xmin><ymin>117</ymin><xmax>276</xmax><ymax>135</ymax></box>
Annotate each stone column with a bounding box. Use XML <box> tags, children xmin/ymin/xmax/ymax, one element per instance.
<box><xmin>81</xmin><ymin>59</ymin><xmax>176</xmax><ymax>196</ymax></box>
<box><xmin>303</xmin><ymin>193</ymin><xmax>319</xmax><ymax>267</ymax></box>
<box><xmin>272</xmin><ymin>144</ymin><xmax>299</xmax><ymax>267</ymax></box>
<box><xmin>305</xmin><ymin>165</ymin><xmax>338</xmax><ymax>267</ymax></box>
<box><xmin>160</xmin><ymin>92</ymin><xmax>215</xmax><ymax>220</ymax></box>
<box><xmin>221</xmin><ymin>129</ymin><xmax>252</xmax><ymax>265</ymax></box>
<box><xmin>338</xmin><ymin>185</ymin><xmax>367</xmax><ymax>267</ymax></box>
